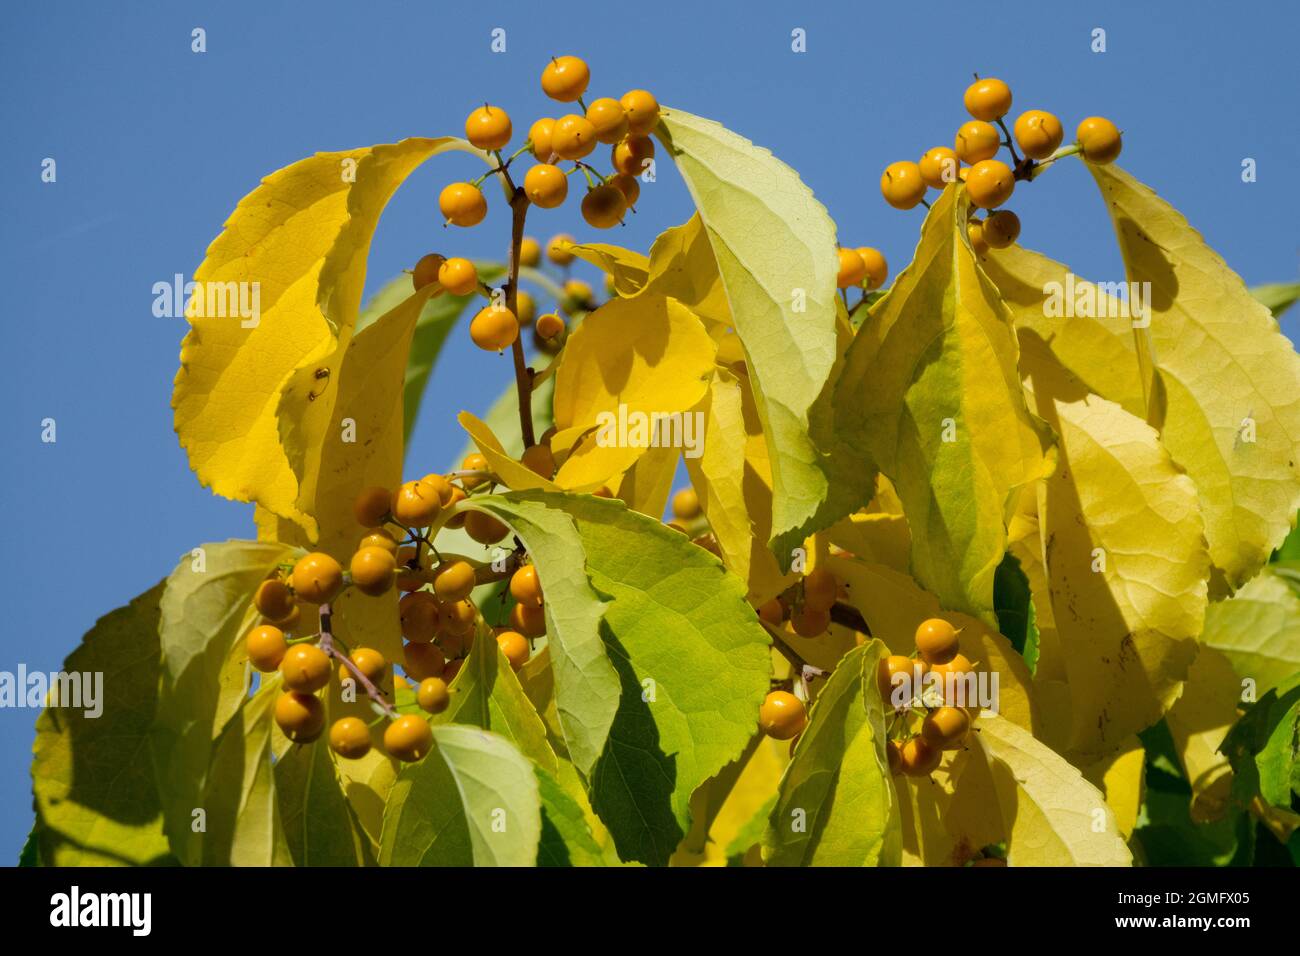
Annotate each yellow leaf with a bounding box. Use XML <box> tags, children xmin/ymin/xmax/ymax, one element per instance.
<box><xmin>568</xmin><ymin>242</ymin><xmax>649</xmax><ymax>296</ymax></box>
<box><xmin>1165</xmin><ymin>647</ymin><xmax>1240</xmax><ymax>823</ymax></box>
<box><xmin>834</xmin><ymin>185</ymin><xmax>1048</xmax><ymax>624</ymax></box>
<box><xmin>826</xmin><ymin>475</ymin><xmax>911</xmax><ymax>572</ymax></box>
<box><xmin>976</xmin><ymin>715</ymin><xmax>1133</xmax><ymax>866</ymax></box>
<box><xmin>684</xmin><ymin>366</ymin><xmax>796</xmax><ymax>603</ymax></box>
<box><xmin>458</xmin><ymin>411</ymin><xmax>560</xmax><ymax>493</ymax></box>
<box><xmin>1022</xmin><ymin>347</ymin><xmax>1208</xmax><ymax>760</ymax></box>
<box><xmin>638</xmin><ymin>214</ymin><xmax>732</xmax><ymax>326</ymax></box>
<box><xmin>1200</xmin><ymin>567</ymin><xmax>1300</xmax><ymax>695</ymax></box>
<box><xmin>1082</xmin><ymin>737</ymin><xmax>1146</xmax><ymax>838</ymax></box>
<box><xmin>173</xmin><ymin>138</ymin><xmax>477</xmax><ymax>533</ymax></box>
<box><xmin>615</xmin><ymin>444</ymin><xmax>679</xmax><ymax>519</ymax></box>
<box><xmin>552</xmin><ymin>294</ymin><xmax>716</xmax><ymax>488</ymax></box>
<box><xmin>1088</xmin><ymin>163</ymin><xmax>1300</xmax><ymax>594</ymax></box>
<box><xmin>827</xmin><ymin>556</ymin><xmax>1038</xmax><ymax>733</ymax></box>
<box><xmin>708</xmin><ymin>737</ymin><xmax>788</xmax><ymax>856</ymax></box>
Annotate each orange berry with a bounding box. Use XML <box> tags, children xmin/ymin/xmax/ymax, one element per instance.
<box><xmin>954</xmin><ymin>120</ymin><xmax>1001</xmax><ymax>164</ymax></box>
<box><xmin>246</xmin><ymin>624</ymin><xmax>288</xmax><ymax>673</ymax></box>
<box><xmin>399</xmin><ymin>592</ymin><xmax>440</xmax><ymax>644</ymax></box>
<box><xmin>443</xmin><ymin>659</ymin><xmax>464</xmax><ymax>683</ymax></box>
<box><xmin>403</xmin><ymin>641</ymin><xmax>445</xmax><ymax>681</ymax></box>
<box><xmin>528</xmin><ymin>118</ymin><xmax>556</xmax><ymax>161</ymax></box>
<box><xmin>535</xmin><ymin>312</ymin><xmax>565</xmax><ymax>341</ymax></box>
<box><xmin>540</xmin><ymin>55</ymin><xmax>590</xmax><ymax>102</ymax></box>
<box><xmin>515</xmin><ymin>290</ymin><xmax>536</xmax><ymax>325</ymax></box>
<box><xmin>439</xmin><ymin>599</ymin><xmax>477</xmax><ymax>637</ymax></box>
<box><xmin>437</xmin><ymin>257</ymin><xmax>479</xmax><ymax>296</ymax></box>
<box><xmin>350</xmin><ymin>546</ymin><xmax>396</xmax><ymax>597</ymax></box>
<box><xmin>275</xmin><ymin>692</ymin><xmax>324</xmax><ymax>743</ymax></box>
<box><xmin>967</xmin><ymin>220</ymin><xmax>990</xmax><ymax>256</ymax></box>
<box><xmin>439</xmin><ymin>182</ymin><xmax>488</xmax><ymax>227</ymax></box>
<box><xmin>919</xmin><ymin>146</ymin><xmax>961</xmax><ymax>189</ymax></box>
<box><xmin>384</xmin><ymin>714</ymin><xmax>434</xmax><ymax>762</ymax></box>
<box><xmin>329</xmin><ymin>717</ymin><xmax>372</xmax><ymax>759</ymax></box>
<box><xmin>757</xmin><ymin>599</ymin><xmax>785</xmax><ymax>626</ymax></box>
<box><xmin>464</xmin><ymin>104</ymin><xmax>511</xmax><ymax>151</ymax></box>
<box><xmin>520</xmin><ymin>444</ymin><xmax>555</xmax><ymax>478</ymax></box>
<box><xmin>880</xmin><ymin>161</ymin><xmax>926</xmax><ymax>209</ymax></box>
<box><xmin>1013</xmin><ymin>110</ymin><xmax>1063</xmax><ymax>160</ymax></box>
<box><xmin>358</xmin><ymin>528</ymin><xmax>398</xmax><ymax>554</ymax></box>
<box><xmin>620</xmin><ymin>89</ymin><xmax>660</xmax><ymax>136</ymax></box>
<box><xmin>1076</xmin><ymin>116</ymin><xmax>1122</xmax><ymax>164</ymax></box>
<box><xmin>496</xmin><ymin>630</ymin><xmax>531</xmax><ymax>671</ymax></box>
<box><xmin>915</xmin><ymin>618</ymin><xmax>960</xmax><ymax>664</ymax></box>
<box><xmin>524</xmin><ymin>163</ymin><xmax>569</xmax><ymax>208</ymax></box>
<box><xmin>417</xmin><ymin>677</ymin><xmax>451</xmax><ymax>714</ymax></box>
<box><xmin>392</xmin><ymin>480</ymin><xmax>442</xmax><ymax>527</ymax></box>
<box><xmin>546</xmin><ymin>234</ymin><xmax>575</xmax><ymax>266</ymax></box>
<box><xmin>856</xmin><ymin>247</ymin><xmax>888</xmax><ymax>290</ymax></box>
<box><xmin>900</xmin><ymin>736</ymin><xmax>942</xmax><ymax>776</ymax></box>
<box><xmin>965</xmin><ymin>159</ymin><xmax>1015</xmax><ymax>209</ymax></box>
<box><xmin>343</xmin><ymin>647</ymin><xmax>387</xmax><ymax>685</ymax></box>
<box><xmin>280</xmin><ymin>643</ymin><xmax>331</xmax><ymax>694</ymax></box>
<box><xmin>790</xmin><ymin>605</ymin><xmax>830</xmax><ymax>637</ymax></box>
<box><xmin>433</xmin><ymin>560</ymin><xmax>477</xmax><ymax>603</ymax></box>
<box><xmin>353</xmin><ymin>485</ymin><xmax>392</xmax><ymax>527</ymax></box>
<box><xmin>611</xmin><ymin>136</ymin><xmax>654</xmax><ymax>176</ymax></box>
<box><xmin>963</xmin><ymin>77</ymin><xmax>1012</xmax><ymax>121</ymax></box>
<box><xmin>878</xmin><ymin>654</ymin><xmax>924</xmax><ymax>708</ymax></box>
<box><xmin>671</xmin><ymin>487</ymin><xmax>701</xmax><ymax>520</ymax></box>
<box><xmin>412</xmin><ymin>253</ymin><xmax>445</xmax><ymax>291</ymax></box>
<box><xmin>460</xmin><ymin>452</ymin><xmax>491</xmax><ymax>489</ymax></box>
<box><xmin>921</xmin><ymin>706</ymin><xmax>972</xmax><ymax>750</ymax></box>
<box><xmin>982</xmin><ymin>210</ymin><xmax>1020</xmax><ymax>249</ymax></box>
<box><xmin>586</xmin><ymin>97</ymin><xmax>629</xmax><ymax>144</ymax></box>
<box><xmin>464</xmin><ymin>510</ymin><xmax>509</xmax><ymax>545</ymax></box>
<box><xmin>470</xmin><ymin>304</ymin><xmax>519</xmax><ymax>352</ymax></box>
<box><xmin>552</xmin><ymin>114</ymin><xmax>597</xmax><ymax>160</ymax></box>
<box><xmin>254</xmin><ymin>579</ymin><xmax>295</xmax><ymax>623</ymax></box>
<box><xmin>292</xmin><ymin>552</ymin><xmax>344</xmax><ymax>604</ymax></box>
<box><xmin>759</xmin><ymin>690</ymin><xmax>807</xmax><ymax>740</ymax></box>
<box><xmin>509</xmin><ymin>564</ymin><xmax>543</xmax><ymax>607</ymax></box>
<box><xmin>519</xmin><ymin>236</ymin><xmax>542</xmax><ymax>267</ymax></box>
<box><xmin>802</xmin><ymin>567</ymin><xmax>839</xmax><ymax>613</ymax></box>
<box><xmin>509</xmin><ymin>601</ymin><xmax>547</xmax><ymax>638</ymax></box>
<box><xmin>611</xmin><ymin>173</ymin><xmax>640</xmax><ymax>206</ymax></box>
<box><xmin>581</xmin><ymin>185</ymin><xmax>627</xmax><ymax>229</ymax></box>
<box><xmin>836</xmin><ymin>247</ymin><xmax>868</xmax><ymax>289</ymax></box>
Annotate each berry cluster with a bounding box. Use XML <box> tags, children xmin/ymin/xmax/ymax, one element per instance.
<box><xmin>880</xmin><ymin>75</ymin><xmax>1123</xmax><ymax>254</ymax></box>
<box><xmin>878</xmin><ymin>618</ymin><xmax>976</xmax><ymax>778</ymax></box>
<box><xmin>246</xmin><ymin>461</ymin><xmax>553</xmax><ymax>763</ymax></box>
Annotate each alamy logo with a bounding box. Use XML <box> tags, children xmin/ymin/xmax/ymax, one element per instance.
<box><xmin>594</xmin><ymin>404</ymin><xmax>705</xmax><ymax>459</ymax></box>
<box><xmin>1042</xmin><ymin>273</ymin><xmax>1151</xmax><ymax>327</ymax></box>
<box><xmin>0</xmin><ymin>666</ymin><xmax>102</xmax><ymax>718</ymax></box>
<box><xmin>152</xmin><ymin>273</ymin><xmax>261</xmax><ymax>327</ymax></box>
<box><xmin>50</xmin><ymin>886</ymin><xmax>151</xmax><ymax>936</ymax></box>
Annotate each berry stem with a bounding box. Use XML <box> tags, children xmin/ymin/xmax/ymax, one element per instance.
<box><xmin>505</xmin><ymin>188</ymin><xmax>537</xmax><ymax>449</ymax></box>
<box><xmin>995</xmin><ymin>117</ymin><xmax>1022</xmax><ymax>165</ymax></box>
<box><xmin>318</xmin><ymin>602</ymin><xmax>397</xmax><ymax>718</ymax></box>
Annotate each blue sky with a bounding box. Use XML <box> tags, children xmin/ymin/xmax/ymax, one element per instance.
<box><xmin>1</xmin><ymin>0</ymin><xmax>1296</xmax><ymax>862</ymax></box>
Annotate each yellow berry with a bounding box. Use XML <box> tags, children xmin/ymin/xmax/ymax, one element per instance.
<box><xmin>546</xmin><ymin>234</ymin><xmax>576</xmax><ymax>266</ymax></box>
<box><xmin>280</xmin><ymin>643</ymin><xmax>331</xmax><ymax>694</ymax></box>
<box><xmin>496</xmin><ymin>630</ymin><xmax>531</xmax><ymax>671</ymax></box>
<box><xmin>965</xmin><ymin>159</ymin><xmax>1015</xmax><ymax>209</ymax></box>
<box><xmin>836</xmin><ymin>247</ymin><xmax>868</xmax><ymax>289</ymax></box>
<box><xmin>803</xmin><ymin>568</ymin><xmax>839</xmax><ymax>613</ymax></box>
<box><xmin>417</xmin><ymin>677</ymin><xmax>451</xmax><ymax>714</ymax></box>
<box><xmin>254</xmin><ymin>579</ymin><xmax>295</xmax><ymax>623</ymax></box>
<box><xmin>464</xmin><ymin>104</ymin><xmax>512</xmax><ymax>151</ymax></box>
<box><xmin>552</xmin><ymin>114</ymin><xmax>597</xmax><ymax>160</ymax></box>
<box><xmin>921</xmin><ymin>706</ymin><xmax>972</xmax><ymax>750</ymax></box>
<box><xmin>470</xmin><ymin>305</ymin><xmax>519</xmax><ymax>352</ymax></box>
<box><xmin>900</xmin><ymin>736</ymin><xmax>942</xmax><ymax>776</ymax></box>
<box><xmin>292</xmin><ymin>552</ymin><xmax>344</xmax><ymax>604</ymax></box>
<box><xmin>343</xmin><ymin>647</ymin><xmax>387</xmax><ymax>685</ymax></box>
<box><xmin>535</xmin><ymin>312</ymin><xmax>565</xmax><ymax>341</ymax></box>
<box><xmin>790</xmin><ymin>606</ymin><xmax>830</xmax><ymax>637</ymax></box>
<box><xmin>384</xmin><ymin>714</ymin><xmax>434</xmax><ymax>762</ymax></box>
<box><xmin>353</xmin><ymin>485</ymin><xmax>392</xmax><ymax>527</ymax></box>
<box><xmin>963</xmin><ymin>77</ymin><xmax>1012</xmax><ymax>121</ymax></box>
<box><xmin>919</xmin><ymin>146</ymin><xmax>961</xmax><ymax>189</ymax></box>
<box><xmin>880</xmin><ymin>161</ymin><xmax>926</xmax><ymax>210</ymax></box>
<box><xmin>329</xmin><ymin>717</ymin><xmax>372</xmax><ymax>759</ymax></box>
<box><xmin>350</xmin><ymin>546</ymin><xmax>396</xmax><ymax>597</ymax></box>
<box><xmin>759</xmin><ymin>690</ymin><xmax>806</xmax><ymax>740</ymax></box>
<box><xmin>515</xmin><ymin>290</ymin><xmax>536</xmax><ymax>325</ymax></box>
<box><xmin>878</xmin><ymin>654</ymin><xmax>924</xmax><ymax>706</ymax></box>
<box><xmin>1013</xmin><ymin>110</ymin><xmax>1063</xmax><ymax>160</ymax></box>
<box><xmin>967</xmin><ymin>220</ymin><xmax>990</xmax><ymax>256</ymax></box>
<box><xmin>757</xmin><ymin>599</ymin><xmax>785</xmax><ymax>626</ymax></box>
<box><xmin>509</xmin><ymin>602</ymin><xmax>547</xmax><ymax>638</ymax></box>
<box><xmin>392</xmin><ymin>480</ymin><xmax>442</xmax><ymax>527</ymax></box>
<box><xmin>528</xmin><ymin>117</ymin><xmax>556</xmax><ymax>161</ymax></box>
<box><xmin>620</xmin><ymin>89</ymin><xmax>660</xmax><ymax>136</ymax></box>
<box><xmin>856</xmin><ymin>247</ymin><xmax>888</xmax><ymax>290</ymax></box>
<box><xmin>540</xmin><ymin>55</ymin><xmax>590</xmax><ymax>103</ymax></box>
<box><xmin>982</xmin><ymin>210</ymin><xmax>1020</xmax><ymax>249</ymax></box>
<box><xmin>954</xmin><ymin>120</ymin><xmax>1001</xmax><ymax>164</ymax></box>
<box><xmin>437</xmin><ymin>257</ymin><xmax>479</xmax><ymax>296</ymax></box>
<box><xmin>519</xmin><ymin>236</ymin><xmax>542</xmax><ymax>267</ymax></box>
<box><xmin>581</xmin><ymin>185</ymin><xmax>627</xmax><ymax>229</ymax></box>
<box><xmin>509</xmin><ymin>564</ymin><xmax>544</xmax><ymax>608</ymax></box>
<box><xmin>915</xmin><ymin>618</ymin><xmax>960</xmax><ymax>664</ymax></box>
<box><xmin>403</xmin><ymin>641</ymin><xmax>445</xmax><ymax>681</ymax></box>
<box><xmin>611</xmin><ymin>136</ymin><xmax>654</xmax><ymax>177</ymax></box>
<box><xmin>439</xmin><ymin>599</ymin><xmax>478</xmax><ymax>636</ymax></box>
<box><xmin>1076</xmin><ymin>116</ymin><xmax>1122</xmax><ymax>164</ymax></box>
<box><xmin>399</xmin><ymin>592</ymin><xmax>439</xmax><ymax>644</ymax></box>
<box><xmin>525</xmin><ymin>163</ymin><xmax>569</xmax><ymax>208</ymax></box>
<box><xmin>520</xmin><ymin>443</ymin><xmax>555</xmax><ymax>478</ymax></box>
<box><xmin>246</xmin><ymin>624</ymin><xmax>288</xmax><ymax>673</ymax></box>
<box><xmin>586</xmin><ymin>97</ymin><xmax>629</xmax><ymax>144</ymax></box>
<box><xmin>439</xmin><ymin>182</ymin><xmax>487</xmax><ymax>227</ymax></box>
<box><xmin>611</xmin><ymin>173</ymin><xmax>640</xmax><ymax>206</ymax></box>
<box><xmin>671</xmin><ymin>487</ymin><xmax>700</xmax><ymax>520</ymax></box>
<box><xmin>275</xmin><ymin>691</ymin><xmax>324</xmax><ymax>743</ymax></box>
<box><xmin>412</xmin><ymin>253</ymin><xmax>445</xmax><ymax>291</ymax></box>
<box><xmin>433</xmin><ymin>560</ymin><xmax>477</xmax><ymax>603</ymax></box>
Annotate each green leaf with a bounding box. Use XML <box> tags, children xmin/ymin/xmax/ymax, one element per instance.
<box><xmin>469</xmin><ymin>491</ymin><xmax>773</xmax><ymax>866</ymax></box>
<box><xmin>537</xmin><ymin>766</ymin><xmax>605</xmax><ymax>867</ymax></box>
<box><xmin>30</xmin><ymin>581</ymin><xmax>174</xmax><ymax>866</ymax></box>
<box><xmin>149</xmin><ymin>539</ymin><xmax>291</xmax><ymax>866</ymax></box>
<box><xmin>18</xmin><ymin>827</ymin><xmax>39</xmax><ymax>867</ymax></box>
<box><xmin>656</xmin><ymin>107</ymin><xmax>844</xmax><ymax>564</ymax></box>
<box><xmin>380</xmin><ymin>724</ymin><xmax>542</xmax><ymax>866</ymax></box>
<box><xmin>1220</xmin><ymin>677</ymin><xmax>1300</xmax><ymax>811</ymax></box>
<box><xmin>1273</xmin><ymin>514</ymin><xmax>1300</xmax><ymax>562</ymax></box>
<box><xmin>425</xmin><ymin>622</ymin><xmax>559</xmax><ymax>778</ymax></box>
<box><xmin>835</xmin><ymin>185</ymin><xmax>1048</xmax><ymax>624</ymax></box>
<box><xmin>1251</xmin><ymin>281</ymin><xmax>1300</xmax><ymax>320</ymax></box>
<box><xmin>1201</xmin><ymin>566</ymin><xmax>1300</xmax><ymax>696</ymax></box>
<box><xmin>199</xmin><ymin>685</ymin><xmax>293</xmax><ymax>866</ymax></box>
<box><xmin>274</xmin><ymin>735</ymin><xmax>369</xmax><ymax>866</ymax></box>
<box><xmin>992</xmin><ymin>551</ymin><xmax>1039</xmax><ymax>673</ymax></box>
<box><xmin>763</xmin><ymin>641</ymin><xmax>898</xmax><ymax>866</ymax></box>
